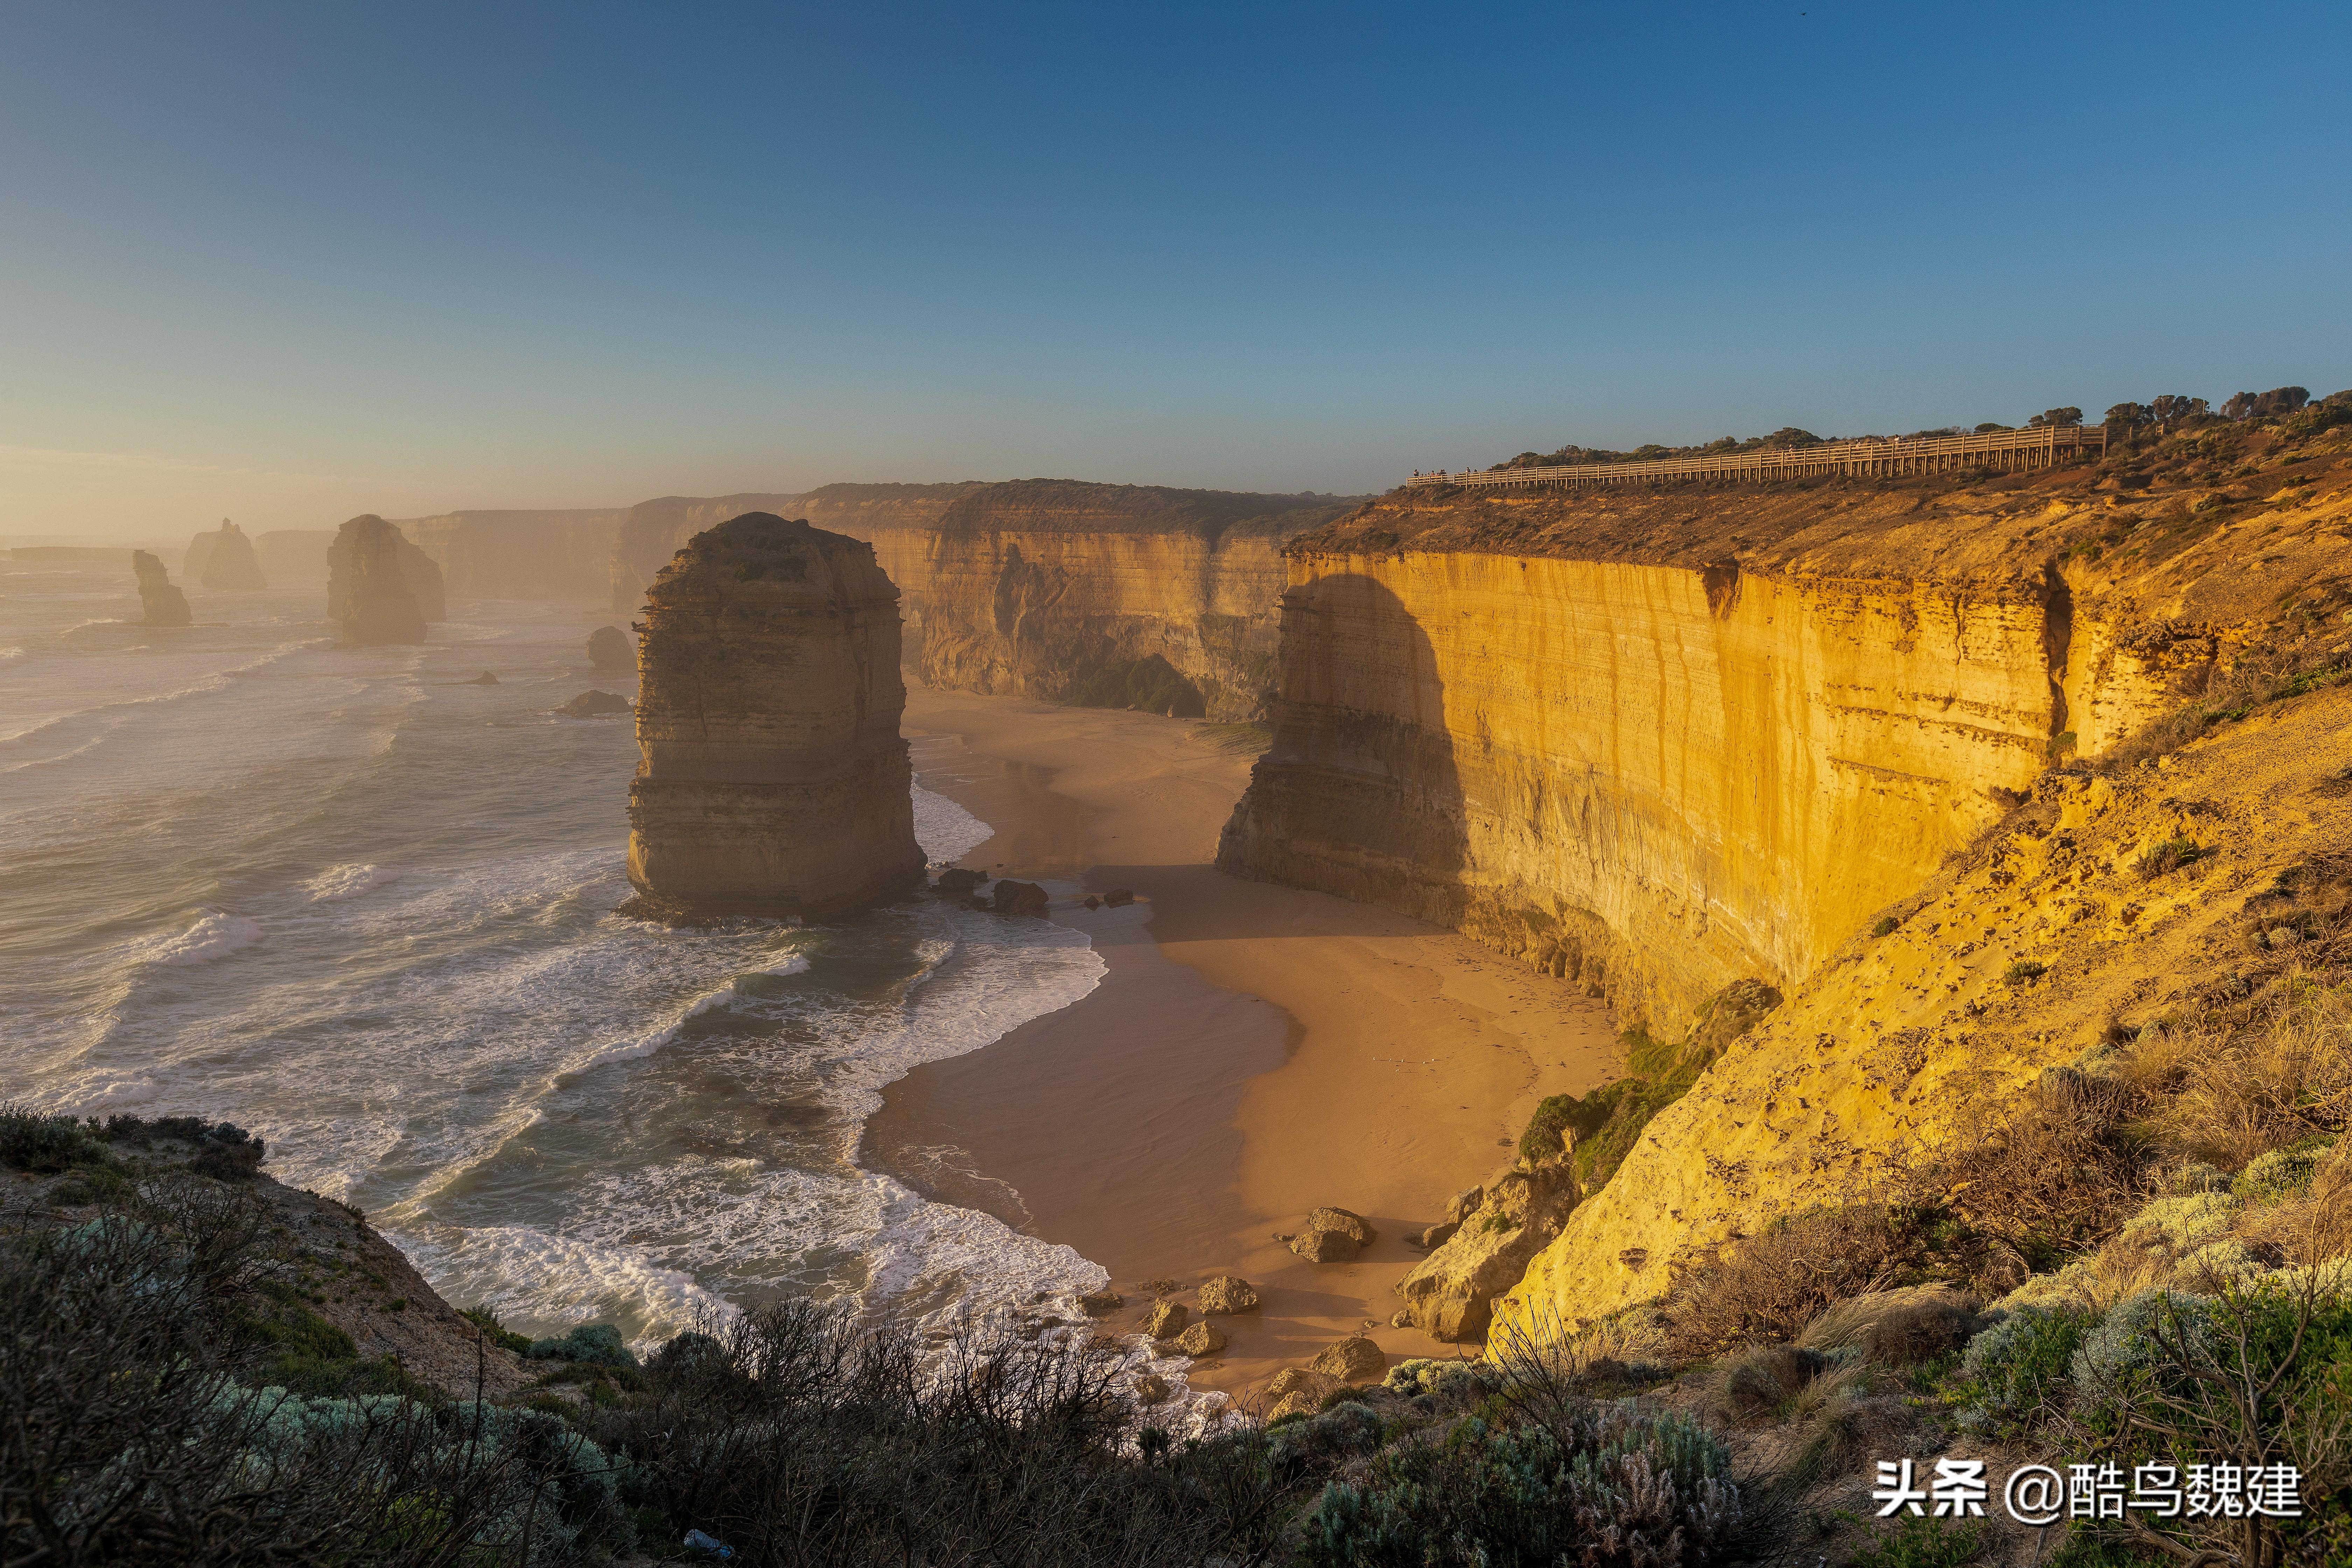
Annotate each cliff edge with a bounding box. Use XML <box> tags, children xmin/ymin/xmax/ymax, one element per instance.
<box><xmin>624</xmin><ymin>512</ymin><xmax>925</xmax><ymax>917</ymax></box>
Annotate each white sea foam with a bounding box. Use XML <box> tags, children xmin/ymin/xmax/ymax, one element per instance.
<box><xmin>302</xmin><ymin>862</ymin><xmax>398</xmax><ymax>902</ymax></box>
<box><xmin>138</xmin><ymin>910</ymin><xmax>264</xmax><ymax>967</ymax></box>
<box><xmin>912</xmin><ymin>783</ymin><xmax>993</xmax><ymax>865</ymax></box>
<box><xmin>398</xmin><ymin>1220</ymin><xmax>740</xmax><ymax>1346</ymax></box>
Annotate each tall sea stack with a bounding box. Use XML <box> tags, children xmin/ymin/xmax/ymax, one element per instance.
<box><xmin>196</xmin><ymin>519</ymin><xmax>268</xmax><ymax>589</ymax></box>
<box><xmin>132</xmin><ymin>551</ymin><xmax>192</xmax><ymax>626</ymax></box>
<box><xmin>624</xmin><ymin>512</ymin><xmax>924</xmax><ymax>917</ymax></box>
<box><xmin>327</xmin><ymin>517</ymin><xmax>444</xmax><ymax>631</ymax></box>
<box><xmin>327</xmin><ymin>515</ymin><xmax>428</xmax><ymax>645</ymax></box>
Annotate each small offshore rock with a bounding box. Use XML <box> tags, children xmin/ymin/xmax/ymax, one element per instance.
<box><xmin>467</xmin><ymin>670</ymin><xmax>498</xmax><ymax>685</ymax></box>
<box><xmin>1197</xmin><ymin>1275</ymin><xmax>1260</xmax><ymax>1315</ymax></box>
<box><xmin>992</xmin><ymin>880</ymin><xmax>1049</xmax><ymax>917</ymax></box>
<box><xmin>1173</xmin><ymin>1320</ymin><xmax>1226</xmax><ymax>1357</ymax></box>
<box><xmin>1104</xmin><ymin>888</ymin><xmax>1135</xmax><ymax>906</ymax></box>
<box><xmin>586</xmin><ymin>625</ymin><xmax>633</xmax><ymax>670</ymax></box>
<box><xmin>936</xmin><ymin>867</ymin><xmax>982</xmax><ymax>896</ymax></box>
<box><xmin>1078</xmin><ymin>1289</ymin><xmax>1124</xmax><ymax>1317</ymax></box>
<box><xmin>558</xmin><ymin>690</ymin><xmax>631</xmax><ymax>718</ymax></box>
<box><xmin>1308</xmin><ymin>1335</ymin><xmax>1386</xmax><ymax>1384</ymax></box>
<box><xmin>1133</xmin><ymin>1373</ymin><xmax>1170</xmax><ymax>1406</ymax></box>
<box><xmin>1142</xmin><ymin>1299</ymin><xmax>1187</xmax><ymax>1338</ymax></box>
<box><xmin>1083</xmin><ymin>895</ymin><xmax>1101</xmax><ymax>910</ymax></box>
<box><xmin>1289</xmin><ymin>1228</ymin><xmax>1360</xmax><ymax>1263</ymax></box>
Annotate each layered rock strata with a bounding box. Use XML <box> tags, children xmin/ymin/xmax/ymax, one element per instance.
<box><xmin>327</xmin><ymin>515</ymin><xmax>430</xmax><ymax>645</ymax></box>
<box><xmin>132</xmin><ymin>551</ymin><xmax>191</xmax><ymax>626</ymax></box>
<box><xmin>187</xmin><ymin>519</ymin><xmax>267</xmax><ymax>588</ymax></box>
<box><xmin>625</xmin><ymin>512</ymin><xmax>924</xmax><ymax>917</ymax></box>
<box><xmin>919</xmin><ymin>480</ymin><xmax>1358</xmax><ymax>721</ymax></box>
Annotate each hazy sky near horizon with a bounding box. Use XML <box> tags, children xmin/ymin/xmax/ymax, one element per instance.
<box><xmin>5</xmin><ymin>2</ymin><xmax>2347</xmax><ymax>539</ymax></box>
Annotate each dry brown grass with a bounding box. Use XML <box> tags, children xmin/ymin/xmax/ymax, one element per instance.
<box><xmin>2235</xmin><ymin>1142</ymin><xmax>2352</xmax><ymax>1268</ymax></box>
<box><xmin>1664</xmin><ymin>1206</ymin><xmax>1908</xmax><ymax>1355</ymax></box>
<box><xmin>1930</xmin><ymin>1069</ymin><xmax>2144</xmax><ymax>1255</ymax></box>
<box><xmin>2121</xmin><ymin>976</ymin><xmax>2352</xmax><ymax>1169</ymax></box>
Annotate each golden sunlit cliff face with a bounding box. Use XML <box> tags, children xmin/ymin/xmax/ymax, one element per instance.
<box><xmin>917</xmin><ymin>480</ymin><xmax>1358</xmax><ymax>721</ymax></box>
<box><xmin>1219</xmin><ymin>430</ymin><xmax>2352</xmax><ymax>1334</ymax></box>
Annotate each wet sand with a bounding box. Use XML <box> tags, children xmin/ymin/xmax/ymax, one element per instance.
<box><xmin>870</xmin><ymin>685</ymin><xmax>1619</xmax><ymax>1401</ymax></box>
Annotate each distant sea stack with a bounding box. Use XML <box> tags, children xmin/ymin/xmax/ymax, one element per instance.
<box><xmin>328</xmin><ymin>517</ymin><xmax>444</xmax><ymax>632</ymax></box>
<box><xmin>624</xmin><ymin>512</ymin><xmax>924</xmax><ymax>918</ymax></box>
<box><xmin>132</xmin><ymin>551</ymin><xmax>192</xmax><ymax>626</ymax></box>
<box><xmin>195</xmin><ymin>519</ymin><xmax>267</xmax><ymax>589</ymax></box>
<box><xmin>327</xmin><ymin>516</ymin><xmax>429</xmax><ymax>645</ymax></box>
<box><xmin>586</xmin><ymin>625</ymin><xmax>633</xmax><ymax>670</ymax></box>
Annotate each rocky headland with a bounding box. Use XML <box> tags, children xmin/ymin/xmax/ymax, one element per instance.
<box><xmin>1213</xmin><ymin>415</ymin><xmax>2352</xmax><ymax>1342</ymax></box>
<box><xmin>624</xmin><ymin>511</ymin><xmax>925</xmax><ymax>917</ymax></box>
<box><xmin>326</xmin><ymin>515</ymin><xmax>432</xmax><ymax>645</ymax></box>
<box><xmin>188</xmin><ymin>519</ymin><xmax>267</xmax><ymax>589</ymax></box>
<box><xmin>131</xmin><ymin>549</ymin><xmax>191</xmax><ymax>626</ymax></box>
<box><xmin>395</xmin><ymin>507</ymin><xmax>626</xmax><ymax>600</ymax></box>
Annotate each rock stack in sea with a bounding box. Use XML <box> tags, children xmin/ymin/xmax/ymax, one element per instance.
<box><xmin>132</xmin><ymin>551</ymin><xmax>192</xmax><ymax>627</ymax></box>
<box><xmin>327</xmin><ymin>516</ymin><xmax>429</xmax><ymax>645</ymax></box>
<box><xmin>587</xmin><ymin>625</ymin><xmax>634</xmax><ymax>670</ymax></box>
<box><xmin>196</xmin><ymin>519</ymin><xmax>268</xmax><ymax>589</ymax></box>
<box><xmin>624</xmin><ymin>512</ymin><xmax>925</xmax><ymax>917</ymax></box>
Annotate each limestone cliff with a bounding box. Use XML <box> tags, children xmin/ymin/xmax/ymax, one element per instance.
<box><xmin>187</xmin><ymin>519</ymin><xmax>267</xmax><ymax>589</ymax></box>
<box><xmin>398</xmin><ymin>509</ymin><xmax>627</xmax><ymax>600</ymax></box>
<box><xmin>625</xmin><ymin>512</ymin><xmax>924</xmax><ymax>916</ymax></box>
<box><xmin>1217</xmin><ymin>432</ymin><xmax>2352</xmax><ymax>1337</ymax></box>
<box><xmin>254</xmin><ymin>529</ymin><xmax>336</xmax><ymax>582</ymax></box>
<box><xmin>919</xmin><ymin>480</ymin><xmax>1358</xmax><ymax>721</ymax></box>
<box><xmin>132</xmin><ymin>550</ymin><xmax>191</xmax><ymax>626</ymax></box>
<box><xmin>327</xmin><ymin>516</ymin><xmax>429</xmax><ymax>645</ymax></box>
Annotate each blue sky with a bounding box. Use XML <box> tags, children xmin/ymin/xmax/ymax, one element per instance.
<box><xmin>4</xmin><ymin>2</ymin><xmax>2347</xmax><ymax>536</ymax></box>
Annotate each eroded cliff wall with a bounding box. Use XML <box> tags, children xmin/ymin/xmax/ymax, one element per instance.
<box><xmin>625</xmin><ymin>512</ymin><xmax>924</xmax><ymax>916</ymax></box>
<box><xmin>398</xmin><ymin>509</ymin><xmax>628</xmax><ymax>600</ymax></box>
<box><xmin>1221</xmin><ymin>448</ymin><xmax>2352</xmax><ymax>1336</ymax></box>
<box><xmin>919</xmin><ymin>479</ymin><xmax>1357</xmax><ymax>721</ymax></box>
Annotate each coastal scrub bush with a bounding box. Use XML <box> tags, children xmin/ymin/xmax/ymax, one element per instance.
<box><xmin>1668</xmin><ymin>1206</ymin><xmax>1910</xmax><ymax>1353</ymax></box>
<box><xmin>462</xmin><ymin>1305</ymin><xmax>536</xmax><ymax>1355</ymax></box>
<box><xmin>2003</xmin><ymin>959</ymin><xmax>2049</xmax><ymax>986</ymax></box>
<box><xmin>1951</xmin><ymin>1304</ymin><xmax>2090</xmax><ymax>1437</ymax></box>
<box><xmin>0</xmin><ymin>1103</ymin><xmax>117</xmax><ymax>1174</ymax></box>
<box><xmin>1299</xmin><ymin>1405</ymin><xmax>1738</xmax><ymax>1567</ymax></box>
<box><xmin>527</xmin><ymin>1322</ymin><xmax>639</xmax><ymax>1370</ymax></box>
<box><xmin>2137</xmin><ymin>836</ymin><xmax>2204</xmax><ymax>879</ymax></box>
<box><xmin>1848</xmin><ymin>1513</ymin><xmax>1983</xmax><ymax>1567</ymax></box>
<box><xmin>2066</xmin><ymin>1287</ymin><xmax>2212</xmax><ymax>1439</ymax></box>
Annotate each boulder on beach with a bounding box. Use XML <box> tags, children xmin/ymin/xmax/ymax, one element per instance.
<box><xmin>1308</xmin><ymin>1335</ymin><xmax>1386</xmax><ymax>1384</ymax></box>
<box><xmin>1446</xmin><ymin>1186</ymin><xmax>1485</xmax><ymax>1225</ymax></box>
<box><xmin>132</xmin><ymin>551</ymin><xmax>192</xmax><ymax>627</ymax></box>
<box><xmin>1142</xmin><ymin>1299</ymin><xmax>1187</xmax><ymax>1339</ymax></box>
<box><xmin>1104</xmin><ymin>888</ymin><xmax>1135</xmax><ymax>906</ymax></box>
<box><xmin>1416</xmin><ymin>1220</ymin><xmax>1460</xmax><ymax>1251</ymax></box>
<box><xmin>1079</xmin><ymin>1289</ymin><xmax>1124</xmax><ymax>1317</ymax></box>
<box><xmin>1306</xmin><ymin>1207</ymin><xmax>1376</xmax><ymax>1247</ymax></box>
<box><xmin>1197</xmin><ymin>1275</ymin><xmax>1260</xmax><ymax>1315</ymax></box>
<box><xmin>1133</xmin><ymin>1373</ymin><xmax>1170</xmax><ymax>1406</ymax></box>
<box><xmin>587</xmin><ymin>624</ymin><xmax>633</xmax><ymax>671</ymax></box>
<box><xmin>991</xmin><ymin>880</ymin><xmax>1049</xmax><ymax>917</ymax></box>
<box><xmin>1172</xmin><ymin>1321</ymin><xmax>1226</xmax><ymax>1358</ymax></box>
<box><xmin>936</xmin><ymin>867</ymin><xmax>982</xmax><ymax>896</ymax></box>
<box><xmin>558</xmin><ymin>690</ymin><xmax>631</xmax><ymax>718</ymax></box>
<box><xmin>1289</xmin><ymin>1228</ymin><xmax>1360</xmax><ymax>1264</ymax></box>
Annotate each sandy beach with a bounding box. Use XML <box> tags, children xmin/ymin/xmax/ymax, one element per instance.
<box><xmin>872</xmin><ymin>686</ymin><xmax>1619</xmax><ymax>1402</ymax></box>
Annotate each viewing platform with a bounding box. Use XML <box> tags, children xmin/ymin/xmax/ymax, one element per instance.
<box><xmin>1403</xmin><ymin>422</ymin><xmax>2109</xmax><ymax>491</ymax></box>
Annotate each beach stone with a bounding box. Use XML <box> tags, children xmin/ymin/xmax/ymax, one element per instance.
<box><xmin>1391</xmin><ymin>1309</ymin><xmax>1413</xmax><ymax>1329</ymax></box>
<box><xmin>1306</xmin><ymin>1207</ymin><xmax>1376</xmax><ymax>1246</ymax></box>
<box><xmin>1104</xmin><ymin>888</ymin><xmax>1135</xmax><ymax>906</ymax></box>
<box><xmin>1198</xmin><ymin>1275</ymin><xmax>1260</xmax><ymax>1315</ymax></box>
<box><xmin>467</xmin><ymin>670</ymin><xmax>499</xmax><ymax>685</ymax></box>
<box><xmin>1142</xmin><ymin>1299</ymin><xmax>1187</xmax><ymax>1338</ymax></box>
<box><xmin>937</xmin><ymin>867</ymin><xmax>982</xmax><ymax>895</ymax></box>
<box><xmin>992</xmin><ymin>880</ymin><xmax>1049</xmax><ymax>917</ymax></box>
<box><xmin>1268</xmin><ymin>1390</ymin><xmax>1323</xmax><ymax>1422</ymax></box>
<box><xmin>1289</xmin><ymin>1228</ymin><xmax>1360</xmax><ymax>1264</ymax></box>
<box><xmin>1266</xmin><ymin>1367</ymin><xmax>1335</xmax><ymax>1402</ymax></box>
<box><xmin>1083</xmin><ymin>895</ymin><xmax>1100</xmax><ymax>910</ymax></box>
<box><xmin>1308</xmin><ymin>1335</ymin><xmax>1386</xmax><ymax>1384</ymax></box>
<box><xmin>1133</xmin><ymin>1373</ymin><xmax>1170</xmax><ymax>1406</ymax></box>
<box><xmin>558</xmin><ymin>690</ymin><xmax>630</xmax><ymax>718</ymax></box>
<box><xmin>1418</xmin><ymin>1220</ymin><xmax>1460</xmax><ymax>1251</ymax></box>
<box><xmin>1445</xmin><ymin>1186</ymin><xmax>1485</xmax><ymax>1225</ymax></box>
<box><xmin>1173</xmin><ymin>1321</ymin><xmax>1226</xmax><ymax>1357</ymax></box>
<box><xmin>1078</xmin><ymin>1289</ymin><xmax>1124</xmax><ymax>1317</ymax></box>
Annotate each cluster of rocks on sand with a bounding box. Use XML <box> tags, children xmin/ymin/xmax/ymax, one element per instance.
<box><xmin>932</xmin><ymin>866</ymin><xmax>1052</xmax><ymax>918</ymax></box>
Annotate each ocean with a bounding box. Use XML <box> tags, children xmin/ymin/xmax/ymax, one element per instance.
<box><xmin>0</xmin><ymin>563</ymin><xmax>1127</xmax><ymax>1357</ymax></box>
